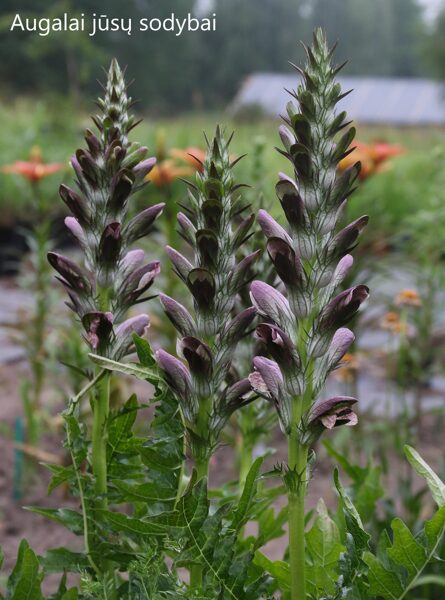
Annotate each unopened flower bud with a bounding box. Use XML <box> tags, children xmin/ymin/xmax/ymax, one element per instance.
<box><xmin>267</xmin><ymin>238</ymin><xmax>303</xmax><ymax>288</ymax></box>
<box><xmin>156</xmin><ymin>349</ymin><xmax>192</xmax><ymax>396</ymax></box>
<box><xmin>257</xmin><ymin>209</ymin><xmax>292</xmax><ymax>245</ymax></box>
<box><xmin>125</xmin><ymin>203</ymin><xmax>165</xmax><ymax>244</ymax></box>
<box><xmin>99</xmin><ymin>222</ymin><xmax>122</xmax><ymax>266</ymax></box>
<box><xmin>47</xmin><ymin>252</ymin><xmax>91</xmax><ymax>295</ymax></box>
<box><xmin>222</xmin><ymin>307</ymin><xmax>256</xmax><ymax>345</ymax></box>
<box><xmin>179</xmin><ymin>337</ymin><xmax>213</xmax><ymax>378</ymax></box>
<box><xmin>160</xmin><ymin>294</ymin><xmax>196</xmax><ymax>337</ymax></box>
<box><xmin>276</xmin><ymin>178</ymin><xmax>306</xmax><ymax>230</ymax></box>
<box><xmin>166</xmin><ymin>246</ymin><xmax>193</xmax><ymax>282</ymax></box>
<box><xmin>187</xmin><ymin>268</ymin><xmax>216</xmax><ymax>310</ymax></box>
<box><xmin>250</xmin><ymin>281</ymin><xmax>293</xmax><ymax>327</ymax></box>
<box><xmin>59</xmin><ymin>184</ymin><xmax>89</xmax><ymax>225</ymax></box>
<box><xmin>65</xmin><ymin>217</ymin><xmax>86</xmax><ymax>246</ymax></box>
<box><xmin>114</xmin><ymin>314</ymin><xmax>150</xmax><ymax>358</ymax></box>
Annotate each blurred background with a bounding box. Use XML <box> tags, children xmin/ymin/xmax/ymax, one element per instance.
<box><xmin>2</xmin><ymin>1</ymin><xmax>445</xmax><ymax>596</ymax></box>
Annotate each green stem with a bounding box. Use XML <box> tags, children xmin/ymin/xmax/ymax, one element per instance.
<box><xmin>288</xmin><ymin>424</ymin><xmax>308</xmax><ymax>600</ymax></box>
<box><xmin>189</xmin><ymin>454</ymin><xmax>209</xmax><ymax>591</ymax></box>
<box><xmin>89</xmin><ymin>286</ymin><xmax>116</xmax><ymax>596</ymax></box>
<box><xmin>238</xmin><ymin>432</ymin><xmax>253</xmax><ymax>493</ymax></box>
<box><xmin>91</xmin><ymin>371</ymin><xmax>110</xmax><ymax>510</ymax></box>
<box><xmin>65</xmin><ymin>409</ymin><xmax>99</xmax><ymax>575</ymax></box>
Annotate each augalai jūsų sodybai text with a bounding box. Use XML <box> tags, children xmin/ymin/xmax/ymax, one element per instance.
<box><xmin>9</xmin><ymin>12</ymin><xmax>217</xmax><ymax>37</ymax></box>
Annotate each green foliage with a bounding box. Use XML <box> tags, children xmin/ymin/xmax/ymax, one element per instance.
<box><xmin>329</xmin><ymin>451</ymin><xmax>445</xmax><ymax>600</ymax></box>
<box><xmin>306</xmin><ymin>500</ymin><xmax>344</xmax><ymax>597</ymax></box>
<box><xmin>4</xmin><ymin>29</ymin><xmax>445</xmax><ymax>600</ymax></box>
<box><xmin>325</xmin><ymin>440</ymin><xmax>384</xmax><ymax>525</ymax></box>
<box><xmin>170</xmin><ymin>460</ymin><xmax>270</xmax><ymax>599</ymax></box>
<box><xmin>363</xmin><ymin>507</ymin><xmax>445</xmax><ymax>600</ymax></box>
<box><xmin>5</xmin><ymin>540</ymin><xmax>44</xmax><ymax>600</ymax></box>
<box><xmin>405</xmin><ymin>445</ymin><xmax>445</xmax><ymax>508</ymax></box>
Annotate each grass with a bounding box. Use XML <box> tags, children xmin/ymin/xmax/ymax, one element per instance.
<box><xmin>0</xmin><ymin>96</ymin><xmax>443</xmax><ymax>239</ymax></box>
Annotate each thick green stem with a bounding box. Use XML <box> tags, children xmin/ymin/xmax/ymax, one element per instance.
<box><xmin>189</xmin><ymin>395</ymin><xmax>211</xmax><ymax>590</ymax></box>
<box><xmin>89</xmin><ymin>286</ymin><xmax>116</xmax><ymax>597</ymax></box>
<box><xmin>189</xmin><ymin>454</ymin><xmax>209</xmax><ymax>591</ymax></box>
<box><xmin>288</xmin><ymin>425</ymin><xmax>308</xmax><ymax>600</ymax></box>
<box><xmin>92</xmin><ymin>371</ymin><xmax>110</xmax><ymax>510</ymax></box>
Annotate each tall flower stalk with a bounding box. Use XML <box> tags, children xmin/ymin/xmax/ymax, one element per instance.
<box><xmin>156</xmin><ymin>128</ymin><xmax>257</xmax><ymax>473</ymax></box>
<box><xmin>249</xmin><ymin>30</ymin><xmax>368</xmax><ymax>600</ymax></box>
<box><xmin>48</xmin><ymin>59</ymin><xmax>163</xmax><ymax>530</ymax></box>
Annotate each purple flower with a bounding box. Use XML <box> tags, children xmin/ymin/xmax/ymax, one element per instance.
<box><xmin>222</xmin><ymin>378</ymin><xmax>254</xmax><ymax>414</ymax></box>
<box><xmin>179</xmin><ymin>336</ymin><xmax>213</xmax><ymax>377</ymax></box>
<box><xmin>257</xmin><ymin>209</ymin><xmax>293</xmax><ymax>245</ymax></box>
<box><xmin>120</xmin><ymin>249</ymin><xmax>145</xmax><ymax>275</ymax></box>
<box><xmin>250</xmin><ymin>355</ymin><xmax>291</xmax><ymax>432</ymax></box>
<box><xmin>306</xmin><ymin>396</ymin><xmax>358</xmax><ymax>443</ymax></box>
<box><xmin>266</xmin><ymin>238</ymin><xmax>303</xmax><ymax>287</ymax></box>
<box><xmin>166</xmin><ymin>246</ymin><xmax>193</xmax><ymax>282</ymax></box>
<box><xmin>115</xmin><ymin>314</ymin><xmax>149</xmax><ymax>338</ymax></box>
<box><xmin>115</xmin><ymin>314</ymin><xmax>150</xmax><ymax>357</ymax></box>
<box><xmin>330</xmin><ymin>254</ymin><xmax>354</xmax><ymax>288</ymax></box>
<box><xmin>159</xmin><ymin>294</ymin><xmax>196</xmax><ymax>337</ymax></box>
<box><xmin>327</xmin><ymin>328</ymin><xmax>355</xmax><ymax>370</ymax></box>
<box><xmin>177</xmin><ymin>212</ymin><xmax>197</xmax><ymax>246</ymax></box>
<box><xmin>121</xmin><ymin>261</ymin><xmax>161</xmax><ymax>306</ymax></box>
<box><xmin>109</xmin><ymin>169</ymin><xmax>135</xmax><ymax>211</ymax></box>
<box><xmin>225</xmin><ymin>378</ymin><xmax>252</xmax><ymax>404</ymax></box>
<box><xmin>133</xmin><ymin>156</ymin><xmax>156</xmax><ymax>180</ymax></box>
<box><xmin>47</xmin><ymin>252</ymin><xmax>92</xmax><ymax>295</ymax></box>
<box><xmin>156</xmin><ymin>349</ymin><xmax>192</xmax><ymax>396</ymax></box>
<box><xmin>70</xmin><ymin>153</ymin><xmax>86</xmax><ymax>190</ymax></box>
<box><xmin>99</xmin><ymin>222</ymin><xmax>122</xmax><ymax>266</ymax></box>
<box><xmin>279</xmin><ymin>125</ymin><xmax>296</xmax><ymax>152</ymax></box>
<box><xmin>60</xmin><ymin>184</ymin><xmax>90</xmax><ymax>225</ymax></box>
<box><xmin>250</xmin><ymin>356</ymin><xmax>284</xmax><ymax>402</ymax></box>
<box><xmin>125</xmin><ymin>203</ymin><xmax>165</xmax><ymax>243</ymax></box>
<box><xmin>222</xmin><ymin>307</ymin><xmax>257</xmax><ymax>345</ymax></box>
<box><xmin>75</xmin><ymin>149</ymin><xmax>98</xmax><ymax>187</ymax></box>
<box><xmin>319</xmin><ymin>285</ymin><xmax>369</xmax><ymax>331</ymax></box>
<box><xmin>84</xmin><ymin>129</ymin><xmax>101</xmax><ymax>157</ymax></box>
<box><xmin>65</xmin><ymin>217</ymin><xmax>86</xmax><ymax>246</ymax></box>
<box><xmin>82</xmin><ymin>311</ymin><xmax>114</xmax><ymax>352</ymax></box>
<box><xmin>255</xmin><ymin>323</ymin><xmax>298</xmax><ymax>368</ymax></box>
<box><xmin>329</xmin><ymin>215</ymin><xmax>369</xmax><ymax>258</ymax></box>
<box><xmin>250</xmin><ymin>281</ymin><xmax>292</xmax><ymax>326</ymax></box>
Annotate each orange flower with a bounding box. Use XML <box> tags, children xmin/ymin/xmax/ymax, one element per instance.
<box><xmin>380</xmin><ymin>311</ymin><xmax>406</xmax><ymax>335</ymax></box>
<box><xmin>338</xmin><ymin>140</ymin><xmax>405</xmax><ymax>181</ymax></box>
<box><xmin>170</xmin><ymin>147</ymin><xmax>206</xmax><ymax>172</ymax></box>
<box><xmin>147</xmin><ymin>145</ymin><xmax>205</xmax><ymax>187</ymax></box>
<box><xmin>148</xmin><ymin>160</ymin><xmax>196</xmax><ymax>187</ymax></box>
<box><xmin>338</xmin><ymin>142</ymin><xmax>374</xmax><ymax>180</ymax></box>
<box><xmin>394</xmin><ymin>289</ymin><xmax>421</xmax><ymax>308</ymax></box>
<box><xmin>369</xmin><ymin>142</ymin><xmax>405</xmax><ymax>165</ymax></box>
<box><xmin>2</xmin><ymin>146</ymin><xmax>65</xmax><ymax>183</ymax></box>
<box><xmin>333</xmin><ymin>352</ymin><xmax>359</xmax><ymax>383</ymax></box>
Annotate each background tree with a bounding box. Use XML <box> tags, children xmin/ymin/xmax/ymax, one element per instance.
<box><xmin>0</xmin><ymin>0</ymin><xmax>434</xmax><ymax>113</ymax></box>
